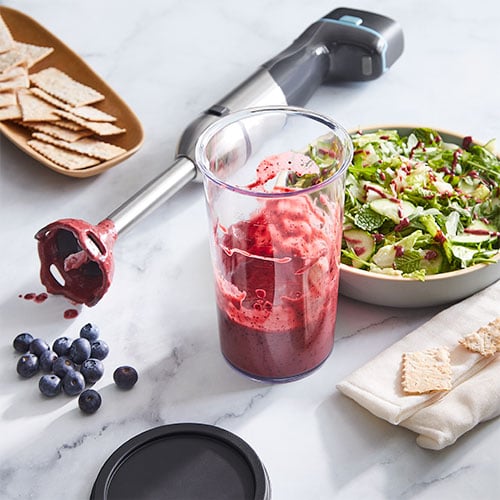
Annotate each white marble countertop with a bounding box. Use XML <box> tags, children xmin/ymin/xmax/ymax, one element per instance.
<box><xmin>1</xmin><ymin>0</ymin><xmax>499</xmax><ymax>498</ymax></box>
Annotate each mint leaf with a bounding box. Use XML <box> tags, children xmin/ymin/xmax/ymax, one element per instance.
<box><xmin>354</xmin><ymin>205</ymin><xmax>386</xmax><ymax>231</ymax></box>
<box><xmin>395</xmin><ymin>250</ymin><xmax>422</xmax><ymax>273</ymax></box>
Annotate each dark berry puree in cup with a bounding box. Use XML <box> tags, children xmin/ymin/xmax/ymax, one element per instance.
<box><xmin>214</xmin><ymin>193</ymin><xmax>342</xmax><ymax>381</ymax></box>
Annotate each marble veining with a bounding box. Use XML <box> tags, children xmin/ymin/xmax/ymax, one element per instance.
<box><xmin>1</xmin><ymin>0</ymin><xmax>500</xmax><ymax>499</ymax></box>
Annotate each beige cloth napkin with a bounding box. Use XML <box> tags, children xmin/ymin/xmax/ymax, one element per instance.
<box><xmin>337</xmin><ymin>280</ymin><xmax>500</xmax><ymax>450</ymax></box>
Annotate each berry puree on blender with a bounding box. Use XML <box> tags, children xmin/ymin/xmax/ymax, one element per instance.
<box><xmin>213</xmin><ymin>149</ymin><xmax>343</xmax><ymax>381</ymax></box>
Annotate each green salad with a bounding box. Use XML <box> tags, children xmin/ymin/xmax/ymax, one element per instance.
<box><xmin>341</xmin><ymin>128</ymin><xmax>500</xmax><ymax>279</ymax></box>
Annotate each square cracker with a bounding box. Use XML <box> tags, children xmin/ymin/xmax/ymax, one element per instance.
<box><xmin>52</xmin><ymin>119</ymin><xmax>85</xmax><ymax>131</ymax></box>
<box><xmin>17</xmin><ymin>89</ymin><xmax>60</xmax><ymax>121</ymax></box>
<box><xmin>67</xmin><ymin>105</ymin><xmax>117</xmax><ymax>123</ymax></box>
<box><xmin>0</xmin><ymin>72</ymin><xmax>29</xmax><ymax>92</ymax></box>
<box><xmin>0</xmin><ymin>48</ymin><xmax>25</xmax><ymax>73</ymax></box>
<box><xmin>0</xmin><ymin>104</ymin><xmax>21</xmax><ymax>120</ymax></box>
<box><xmin>0</xmin><ymin>14</ymin><xmax>14</xmax><ymax>54</ymax></box>
<box><xmin>401</xmin><ymin>347</ymin><xmax>452</xmax><ymax>395</ymax></box>
<box><xmin>54</xmin><ymin>109</ymin><xmax>125</xmax><ymax>136</ymax></box>
<box><xmin>17</xmin><ymin>121</ymin><xmax>93</xmax><ymax>142</ymax></box>
<box><xmin>32</xmin><ymin>132</ymin><xmax>127</xmax><ymax>161</ymax></box>
<box><xmin>459</xmin><ymin>317</ymin><xmax>500</xmax><ymax>356</ymax></box>
<box><xmin>27</xmin><ymin>139</ymin><xmax>101</xmax><ymax>170</ymax></box>
<box><xmin>30</xmin><ymin>67</ymin><xmax>104</xmax><ymax>107</ymax></box>
<box><xmin>0</xmin><ymin>65</ymin><xmax>27</xmax><ymax>83</ymax></box>
<box><xmin>29</xmin><ymin>87</ymin><xmax>117</xmax><ymax>122</ymax></box>
<box><xmin>0</xmin><ymin>90</ymin><xmax>16</xmax><ymax>107</ymax></box>
<box><xmin>15</xmin><ymin>41</ymin><xmax>54</xmax><ymax>68</ymax></box>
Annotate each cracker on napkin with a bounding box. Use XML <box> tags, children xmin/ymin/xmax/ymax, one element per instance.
<box><xmin>402</xmin><ymin>347</ymin><xmax>452</xmax><ymax>395</ymax></box>
<box><xmin>459</xmin><ymin>317</ymin><xmax>500</xmax><ymax>356</ymax></box>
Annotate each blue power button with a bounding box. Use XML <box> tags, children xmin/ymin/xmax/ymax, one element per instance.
<box><xmin>338</xmin><ymin>15</ymin><xmax>363</xmax><ymax>26</ymax></box>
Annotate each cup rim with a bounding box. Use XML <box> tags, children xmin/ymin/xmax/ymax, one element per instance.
<box><xmin>194</xmin><ymin>105</ymin><xmax>353</xmax><ymax>198</ymax></box>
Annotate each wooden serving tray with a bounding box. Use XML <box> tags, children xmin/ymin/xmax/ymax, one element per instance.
<box><xmin>0</xmin><ymin>6</ymin><xmax>144</xmax><ymax>177</ymax></box>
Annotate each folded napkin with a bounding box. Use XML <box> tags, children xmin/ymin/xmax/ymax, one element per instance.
<box><xmin>337</xmin><ymin>280</ymin><xmax>500</xmax><ymax>450</ymax></box>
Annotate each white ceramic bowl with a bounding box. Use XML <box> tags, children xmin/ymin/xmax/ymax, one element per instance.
<box><xmin>339</xmin><ymin>126</ymin><xmax>500</xmax><ymax>308</ymax></box>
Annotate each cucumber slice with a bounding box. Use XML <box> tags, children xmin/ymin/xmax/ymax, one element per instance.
<box><xmin>369</xmin><ymin>198</ymin><xmax>415</xmax><ymax>224</ymax></box>
<box><xmin>419</xmin><ymin>246</ymin><xmax>444</xmax><ymax>275</ymax></box>
<box><xmin>372</xmin><ymin>244</ymin><xmax>396</xmax><ymax>269</ymax></box>
<box><xmin>451</xmin><ymin>220</ymin><xmax>497</xmax><ymax>245</ymax></box>
<box><xmin>343</xmin><ymin>229</ymin><xmax>375</xmax><ymax>268</ymax></box>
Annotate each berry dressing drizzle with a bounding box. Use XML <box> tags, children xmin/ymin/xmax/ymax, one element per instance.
<box><xmin>213</xmin><ymin>150</ymin><xmax>343</xmax><ymax>381</ymax></box>
<box><xmin>35</xmin><ymin>218</ymin><xmax>117</xmax><ymax>307</ymax></box>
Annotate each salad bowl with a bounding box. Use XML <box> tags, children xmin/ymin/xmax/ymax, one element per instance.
<box><xmin>339</xmin><ymin>126</ymin><xmax>500</xmax><ymax>308</ymax></box>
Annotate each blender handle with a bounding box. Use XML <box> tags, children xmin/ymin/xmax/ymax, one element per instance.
<box><xmin>263</xmin><ymin>8</ymin><xmax>404</xmax><ymax>105</ymax></box>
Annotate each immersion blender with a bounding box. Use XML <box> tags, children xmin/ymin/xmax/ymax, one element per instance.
<box><xmin>35</xmin><ymin>7</ymin><xmax>404</xmax><ymax>306</ymax></box>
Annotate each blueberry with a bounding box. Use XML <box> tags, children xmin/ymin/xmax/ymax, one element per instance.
<box><xmin>113</xmin><ymin>366</ymin><xmax>138</xmax><ymax>390</ymax></box>
<box><xmin>17</xmin><ymin>353</ymin><xmax>39</xmax><ymax>378</ymax></box>
<box><xmin>90</xmin><ymin>340</ymin><xmax>109</xmax><ymax>361</ymax></box>
<box><xmin>69</xmin><ymin>337</ymin><xmax>91</xmax><ymax>365</ymax></box>
<box><xmin>29</xmin><ymin>338</ymin><xmax>50</xmax><ymax>357</ymax></box>
<box><xmin>78</xmin><ymin>389</ymin><xmax>102</xmax><ymax>414</ymax></box>
<box><xmin>62</xmin><ymin>370</ymin><xmax>85</xmax><ymax>396</ymax></box>
<box><xmin>13</xmin><ymin>332</ymin><xmax>34</xmax><ymax>353</ymax></box>
<box><xmin>39</xmin><ymin>374</ymin><xmax>62</xmax><ymax>397</ymax></box>
<box><xmin>52</xmin><ymin>336</ymin><xmax>72</xmax><ymax>357</ymax></box>
<box><xmin>39</xmin><ymin>350</ymin><xmax>58</xmax><ymax>372</ymax></box>
<box><xmin>80</xmin><ymin>358</ymin><xmax>104</xmax><ymax>385</ymax></box>
<box><xmin>80</xmin><ymin>323</ymin><xmax>100</xmax><ymax>342</ymax></box>
<box><xmin>52</xmin><ymin>356</ymin><xmax>76</xmax><ymax>378</ymax></box>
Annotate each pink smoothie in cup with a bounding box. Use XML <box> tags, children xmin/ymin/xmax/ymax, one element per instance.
<box><xmin>196</xmin><ymin>107</ymin><xmax>352</xmax><ymax>382</ymax></box>
<box><xmin>213</xmin><ymin>151</ymin><xmax>343</xmax><ymax>381</ymax></box>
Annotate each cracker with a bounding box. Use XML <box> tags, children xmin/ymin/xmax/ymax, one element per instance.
<box><xmin>0</xmin><ymin>14</ymin><xmax>14</xmax><ymax>54</ymax></box>
<box><xmin>0</xmin><ymin>48</ymin><xmax>25</xmax><ymax>73</ymax></box>
<box><xmin>32</xmin><ymin>132</ymin><xmax>126</xmax><ymax>160</ymax></box>
<box><xmin>15</xmin><ymin>41</ymin><xmax>54</xmax><ymax>68</ymax></box>
<box><xmin>0</xmin><ymin>90</ymin><xmax>16</xmax><ymax>107</ymax></box>
<box><xmin>0</xmin><ymin>65</ymin><xmax>27</xmax><ymax>82</ymax></box>
<box><xmin>30</xmin><ymin>67</ymin><xmax>104</xmax><ymax>106</ymax></box>
<box><xmin>28</xmin><ymin>139</ymin><xmax>101</xmax><ymax>169</ymax></box>
<box><xmin>401</xmin><ymin>347</ymin><xmax>452</xmax><ymax>395</ymax></box>
<box><xmin>30</xmin><ymin>87</ymin><xmax>117</xmax><ymax>122</ymax></box>
<box><xmin>459</xmin><ymin>318</ymin><xmax>500</xmax><ymax>356</ymax></box>
<box><xmin>0</xmin><ymin>104</ymin><xmax>21</xmax><ymax>120</ymax></box>
<box><xmin>0</xmin><ymin>72</ymin><xmax>29</xmax><ymax>92</ymax></box>
<box><xmin>54</xmin><ymin>109</ymin><xmax>125</xmax><ymax>136</ymax></box>
<box><xmin>17</xmin><ymin>121</ymin><xmax>93</xmax><ymax>142</ymax></box>
<box><xmin>17</xmin><ymin>89</ymin><xmax>60</xmax><ymax>121</ymax></box>
<box><xmin>53</xmin><ymin>119</ymin><xmax>85</xmax><ymax>131</ymax></box>
<box><xmin>68</xmin><ymin>105</ymin><xmax>117</xmax><ymax>123</ymax></box>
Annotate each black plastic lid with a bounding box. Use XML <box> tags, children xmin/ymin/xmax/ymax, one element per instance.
<box><xmin>90</xmin><ymin>423</ymin><xmax>271</xmax><ymax>500</ymax></box>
